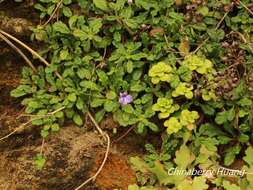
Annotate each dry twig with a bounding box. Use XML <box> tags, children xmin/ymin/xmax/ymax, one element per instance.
<box><xmin>239</xmin><ymin>0</ymin><xmax>253</xmax><ymax>17</ymax></box>
<box><xmin>74</xmin><ymin>111</ymin><xmax>110</xmax><ymax>190</ymax></box>
<box><xmin>0</xmin><ymin>29</ymin><xmax>63</xmax><ymax>80</ymax></box>
<box><xmin>192</xmin><ymin>12</ymin><xmax>228</xmax><ymax>54</ymax></box>
<box><xmin>0</xmin><ymin>33</ymin><xmax>37</xmax><ymax>72</ymax></box>
<box><xmin>43</xmin><ymin>0</ymin><xmax>63</xmax><ymax>26</ymax></box>
<box><xmin>0</xmin><ymin>107</ymin><xmax>65</xmax><ymax>141</ymax></box>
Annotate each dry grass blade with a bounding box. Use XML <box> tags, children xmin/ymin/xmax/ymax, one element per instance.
<box><xmin>239</xmin><ymin>0</ymin><xmax>253</xmax><ymax>17</ymax></box>
<box><xmin>43</xmin><ymin>0</ymin><xmax>63</xmax><ymax>26</ymax></box>
<box><xmin>0</xmin><ymin>33</ymin><xmax>37</xmax><ymax>72</ymax></box>
<box><xmin>0</xmin><ymin>107</ymin><xmax>65</xmax><ymax>141</ymax></box>
<box><xmin>0</xmin><ymin>29</ymin><xmax>63</xmax><ymax>80</ymax></box>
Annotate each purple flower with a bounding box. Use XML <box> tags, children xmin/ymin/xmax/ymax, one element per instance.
<box><xmin>128</xmin><ymin>0</ymin><xmax>133</xmax><ymax>3</ymax></box>
<box><xmin>119</xmin><ymin>92</ymin><xmax>133</xmax><ymax>105</ymax></box>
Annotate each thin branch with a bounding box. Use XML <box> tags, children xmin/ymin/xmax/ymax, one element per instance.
<box><xmin>0</xmin><ymin>107</ymin><xmax>65</xmax><ymax>141</ymax></box>
<box><xmin>17</xmin><ymin>106</ymin><xmax>65</xmax><ymax>119</ymax></box>
<box><xmin>74</xmin><ymin>111</ymin><xmax>110</xmax><ymax>190</ymax></box>
<box><xmin>0</xmin><ymin>33</ymin><xmax>37</xmax><ymax>72</ymax></box>
<box><xmin>113</xmin><ymin>125</ymin><xmax>135</xmax><ymax>143</ymax></box>
<box><xmin>0</xmin><ymin>29</ymin><xmax>63</xmax><ymax>80</ymax></box>
<box><xmin>229</xmin><ymin>31</ymin><xmax>253</xmax><ymax>53</ymax></box>
<box><xmin>0</xmin><ymin>120</ymin><xmax>31</xmax><ymax>141</ymax></box>
<box><xmin>192</xmin><ymin>38</ymin><xmax>209</xmax><ymax>55</ymax></box>
<box><xmin>239</xmin><ymin>0</ymin><xmax>253</xmax><ymax>17</ymax></box>
<box><xmin>87</xmin><ymin>111</ymin><xmax>106</xmax><ymax>140</ymax></box>
<box><xmin>43</xmin><ymin>0</ymin><xmax>63</xmax><ymax>26</ymax></box>
<box><xmin>192</xmin><ymin>12</ymin><xmax>228</xmax><ymax>54</ymax></box>
<box><xmin>40</xmin><ymin>138</ymin><xmax>45</xmax><ymax>155</ymax></box>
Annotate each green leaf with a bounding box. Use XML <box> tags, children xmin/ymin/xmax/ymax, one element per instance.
<box><xmin>149</xmin><ymin>161</ymin><xmax>172</xmax><ymax>185</ymax></box>
<box><xmin>128</xmin><ymin>184</ymin><xmax>140</xmax><ymax>190</ymax></box>
<box><xmin>60</xmin><ymin>49</ymin><xmax>69</xmax><ymax>60</ymax></box>
<box><xmin>215</xmin><ymin>111</ymin><xmax>227</xmax><ymax>125</ymax></box>
<box><xmin>93</xmin><ymin>0</ymin><xmax>109</xmax><ymax>11</ymax></box>
<box><xmin>51</xmin><ymin>123</ymin><xmax>60</xmax><ymax>132</ymax></box>
<box><xmin>207</xmin><ymin>28</ymin><xmax>225</xmax><ymax>41</ymax></box>
<box><xmin>243</xmin><ymin>146</ymin><xmax>253</xmax><ymax>166</ymax></box>
<box><xmin>174</xmin><ymin>145</ymin><xmax>195</xmax><ymax>169</ymax></box>
<box><xmin>53</xmin><ymin>21</ymin><xmax>70</xmax><ymax>34</ymax></box>
<box><xmin>145</xmin><ymin>121</ymin><xmax>159</xmax><ymax>132</ymax></box>
<box><xmin>77</xmin><ymin>68</ymin><xmax>91</xmax><ymax>79</ymax></box>
<box><xmin>227</xmin><ymin>108</ymin><xmax>235</xmax><ymax>122</ymax></box>
<box><xmin>126</xmin><ymin>61</ymin><xmax>133</xmax><ymax>73</ymax></box>
<box><xmin>238</xmin><ymin>98</ymin><xmax>252</xmax><ymax>106</ymax></box>
<box><xmin>28</xmin><ymin>101</ymin><xmax>41</xmax><ymax>109</ymax></box>
<box><xmin>106</xmin><ymin>91</ymin><xmax>117</xmax><ymax>100</ymax></box>
<box><xmin>104</xmin><ymin>100</ymin><xmax>118</xmax><ymax>112</ymax></box>
<box><xmin>224</xmin><ymin>144</ymin><xmax>241</xmax><ymax>166</ymax></box>
<box><xmin>76</xmin><ymin>98</ymin><xmax>84</xmax><ymax>110</ymax></box>
<box><xmin>68</xmin><ymin>93</ymin><xmax>77</xmax><ymax>102</ymax></box>
<box><xmin>197</xmin><ymin>6</ymin><xmax>209</xmax><ymax>16</ymax></box>
<box><xmin>89</xmin><ymin>18</ymin><xmax>103</xmax><ymax>33</ymax></box>
<box><xmin>200</xmin><ymin>104</ymin><xmax>215</xmax><ymax>115</ymax></box>
<box><xmin>34</xmin><ymin>154</ymin><xmax>46</xmax><ymax>170</ymax></box>
<box><xmin>11</xmin><ymin>85</ymin><xmax>32</xmax><ymax>97</ymax></box>
<box><xmin>73</xmin><ymin>113</ymin><xmax>83</xmax><ymax>126</ymax></box>
<box><xmin>192</xmin><ymin>177</ymin><xmax>208</xmax><ymax>190</ymax></box>
<box><xmin>222</xmin><ymin>180</ymin><xmax>241</xmax><ymax>190</ymax></box>
<box><xmin>80</xmin><ymin>80</ymin><xmax>100</xmax><ymax>90</ymax></box>
<box><xmin>73</xmin><ymin>29</ymin><xmax>87</xmax><ymax>39</ymax></box>
<box><xmin>91</xmin><ymin>98</ymin><xmax>105</xmax><ymax>107</ymax></box>
<box><xmin>122</xmin><ymin>104</ymin><xmax>134</xmax><ymax>114</ymax></box>
<box><xmin>62</xmin><ymin>6</ymin><xmax>72</xmax><ymax>17</ymax></box>
<box><xmin>97</xmin><ymin>70</ymin><xmax>108</xmax><ymax>85</ymax></box>
<box><xmin>41</xmin><ymin>129</ymin><xmax>49</xmax><ymax>138</ymax></box>
<box><xmin>95</xmin><ymin>109</ymin><xmax>106</xmax><ymax>123</ymax></box>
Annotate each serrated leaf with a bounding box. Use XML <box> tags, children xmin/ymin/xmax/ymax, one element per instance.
<box><xmin>174</xmin><ymin>145</ymin><xmax>195</xmax><ymax>169</ymax></box>
<box><xmin>192</xmin><ymin>176</ymin><xmax>208</xmax><ymax>190</ymax></box>
<box><xmin>243</xmin><ymin>146</ymin><xmax>253</xmax><ymax>166</ymax></box>
<box><xmin>222</xmin><ymin>180</ymin><xmax>241</xmax><ymax>190</ymax></box>
<box><xmin>149</xmin><ymin>161</ymin><xmax>172</xmax><ymax>185</ymax></box>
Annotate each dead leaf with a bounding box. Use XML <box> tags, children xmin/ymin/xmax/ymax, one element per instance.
<box><xmin>175</xmin><ymin>0</ymin><xmax>182</xmax><ymax>6</ymax></box>
<box><xmin>178</xmin><ymin>36</ymin><xmax>190</xmax><ymax>56</ymax></box>
<box><xmin>149</xmin><ymin>28</ymin><xmax>164</xmax><ymax>37</ymax></box>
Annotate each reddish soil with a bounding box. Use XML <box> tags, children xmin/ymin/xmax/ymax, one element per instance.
<box><xmin>89</xmin><ymin>151</ymin><xmax>136</xmax><ymax>190</ymax></box>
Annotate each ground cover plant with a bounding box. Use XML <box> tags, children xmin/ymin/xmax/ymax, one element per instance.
<box><xmin>1</xmin><ymin>0</ymin><xmax>253</xmax><ymax>189</ymax></box>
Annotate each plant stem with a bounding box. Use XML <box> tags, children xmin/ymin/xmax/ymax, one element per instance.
<box><xmin>0</xmin><ymin>33</ymin><xmax>37</xmax><ymax>72</ymax></box>
<box><xmin>0</xmin><ymin>29</ymin><xmax>63</xmax><ymax>80</ymax></box>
